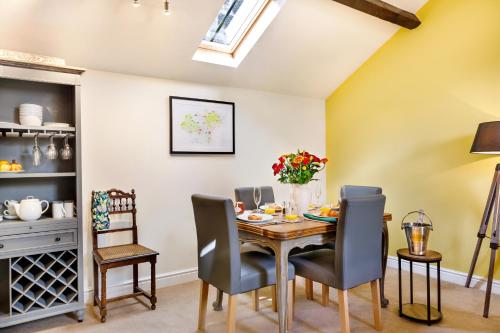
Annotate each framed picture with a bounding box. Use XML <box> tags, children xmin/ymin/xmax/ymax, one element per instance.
<box><xmin>169</xmin><ymin>96</ymin><xmax>235</xmax><ymax>154</ymax></box>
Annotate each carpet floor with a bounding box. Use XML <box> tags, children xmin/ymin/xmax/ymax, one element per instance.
<box><xmin>2</xmin><ymin>268</ymin><xmax>500</xmax><ymax>333</ymax></box>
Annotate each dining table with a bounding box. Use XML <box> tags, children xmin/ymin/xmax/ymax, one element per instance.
<box><xmin>213</xmin><ymin>212</ymin><xmax>392</xmax><ymax>333</ymax></box>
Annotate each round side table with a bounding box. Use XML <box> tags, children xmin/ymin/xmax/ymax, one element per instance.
<box><xmin>397</xmin><ymin>248</ymin><xmax>443</xmax><ymax>325</ymax></box>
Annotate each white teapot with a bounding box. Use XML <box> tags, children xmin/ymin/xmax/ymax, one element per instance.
<box><xmin>13</xmin><ymin>196</ymin><xmax>49</xmax><ymax>221</ymax></box>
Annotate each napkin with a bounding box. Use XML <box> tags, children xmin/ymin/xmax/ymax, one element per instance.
<box><xmin>303</xmin><ymin>213</ymin><xmax>337</xmax><ymax>223</ymax></box>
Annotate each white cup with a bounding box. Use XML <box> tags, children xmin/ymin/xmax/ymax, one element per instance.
<box><xmin>63</xmin><ymin>201</ymin><xmax>75</xmax><ymax>218</ymax></box>
<box><xmin>3</xmin><ymin>200</ymin><xmax>18</xmax><ymax>217</ymax></box>
<box><xmin>52</xmin><ymin>201</ymin><xmax>66</xmax><ymax>219</ymax></box>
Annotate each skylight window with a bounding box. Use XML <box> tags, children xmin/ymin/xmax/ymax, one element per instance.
<box><xmin>193</xmin><ymin>0</ymin><xmax>286</xmax><ymax>68</ymax></box>
<box><xmin>203</xmin><ymin>0</ymin><xmax>267</xmax><ymax>53</ymax></box>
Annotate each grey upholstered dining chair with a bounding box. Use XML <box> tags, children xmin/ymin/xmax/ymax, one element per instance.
<box><xmin>235</xmin><ymin>186</ymin><xmax>275</xmax><ymax>210</ymax></box>
<box><xmin>192</xmin><ymin>194</ymin><xmax>295</xmax><ymax>332</ymax></box>
<box><xmin>313</xmin><ymin>185</ymin><xmax>383</xmax><ymax>304</ymax></box>
<box><xmin>340</xmin><ymin>185</ymin><xmax>382</xmax><ymax>200</ymax></box>
<box><xmin>290</xmin><ymin>194</ymin><xmax>386</xmax><ymax>333</ymax></box>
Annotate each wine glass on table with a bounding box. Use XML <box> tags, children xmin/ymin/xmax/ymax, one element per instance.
<box><xmin>253</xmin><ymin>187</ymin><xmax>262</xmax><ymax>213</ymax></box>
<box><xmin>314</xmin><ymin>182</ymin><xmax>322</xmax><ymax>206</ymax></box>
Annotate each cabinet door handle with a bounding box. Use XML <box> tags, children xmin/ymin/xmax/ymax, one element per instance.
<box><xmin>55</xmin><ymin>237</ymin><xmax>61</xmax><ymax>242</ymax></box>
<box><xmin>0</xmin><ymin>244</ymin><xmax>4</xmax><ymax>249</ymax></box>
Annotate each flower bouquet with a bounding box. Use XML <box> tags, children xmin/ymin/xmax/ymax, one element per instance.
<box><xmin>272</xmin><ymin>150</ymin><xmax>328</xmax><ymax>215</ymax></box>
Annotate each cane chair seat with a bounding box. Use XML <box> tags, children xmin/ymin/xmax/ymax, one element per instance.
<box><xmin>95</xmin><ymin>244</ymin><xmax>158</xmax><ymax>263</ymax></box>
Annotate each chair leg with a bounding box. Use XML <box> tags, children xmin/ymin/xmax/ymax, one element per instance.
<box><xmin>253</xmin><ymin>289</ymin><xmax>260</xmax><ymax>312</ymax></box>
<box><xmin>198</xmin><ymin>280</ymin><xmax>209</xmax><ymax>331</ymax></box>
<box><xmin>227</xmin><ymin>294</ymin><xmax>237</xmax><ymax>333</ymax></box>
<box><xmin>287</xmin><ymin>280</ymin><xmax>293</xmax><ymax>330</ymax></box>
<box><xmin>305</xmin><ymin>278</ymin><xmax>314</xmax><ymax>300</ymax></box>
<box><xmin>150</xmin><ymin>257</ymin><xmax>157</xmax><ymax>310</ymax></box>
<box><xmin>93</xmin><ymin>260</ymin><xmax>98</xmax><ymax>306</ymax></box>
<box><xmin>370</xmin><ymin>279</ymin><xmax>383</xmax><ymax>331</ymax></box>
<box><xmin>133</xmin><ymin>264</ymin><xmax>139</xmax><ymax>292</ymax></box>
<box><xmin>322</xmin><ymin>284</ymin><xmax>329</xmax><ymax>306</ymax></box>
<box><xmin>292</xmin><ymin>279</ymin><xmax>296</xmax><ymax>316</ymax></box>
<box><xmin>338</xmin><ymin>289</ymin><xmax>350</xmax><ymax>333</ymax></box>
<box><xmin>271</xmin><ymin>285</ymin><xmax>277</xmax><ymax>312</ymax></box>
<box><xmin>100</xmin><ymin>268</ymin><xmax>108</xmax><ymax>323</ymax></box>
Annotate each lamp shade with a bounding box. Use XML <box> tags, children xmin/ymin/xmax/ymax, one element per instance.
<box><xmin>471</xmin><ymin>121</ymin><xmax>500</xmax><ymax>154</ymax></box>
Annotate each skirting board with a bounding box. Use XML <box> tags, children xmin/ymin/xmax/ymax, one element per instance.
<box><xmin>83</xmin><ymin>267</ymin><xmax>198</xmax><ymax>304</ymax></box>
<box><xmin>387</xmin><ymin>255</ymin><xmax>500</xmax><ymax>295</ymax></box>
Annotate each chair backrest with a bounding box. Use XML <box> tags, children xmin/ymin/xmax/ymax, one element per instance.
<box><xmin>91</xmin><ymin>188</ymin><xmax>137</xmax><ymax>252</ymax></box>
<box><xmin>234</xmin><ymin>186</ymin><xmax>275</xmax><ymax>210</ymax></box>
<box><xmin>340</xmin><ymin>185</ymin><xmax>382</xmax><ymax>200</ymax></box>
<box><xmin>191</xmin><ymin>194</ymin><xmax>241</xmax><ymax>295</ymax></box>
<box><xmin>334</xmin><ymin>194</ymin><xmax>386</xmax><ymax>290</ymax></box>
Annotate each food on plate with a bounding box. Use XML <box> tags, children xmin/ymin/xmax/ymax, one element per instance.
<box><xmin>285</xmin><ymin>214</ymin><xmax>298</xmax><ymax>221</ymax></box>
<box><xmin>0</xmin><ymin>161</ymin><xmax>11</xmax><ymax>172</ymax></box>
<box><xmin>10</xmin><ymin>160</ymin><xmax>22</xmax><ymax>171</ymax></box>
<box><xmin>248</xmin><ymin>214</ymin><xmax>263</xmax><ymax>221</ymax></box>
<box><xmin>319</xmin><ymin>208</ymin><xmax>339</xmax><ymax>218</ymax></box>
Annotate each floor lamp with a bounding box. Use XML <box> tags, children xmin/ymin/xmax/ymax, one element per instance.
<box><xmin>465</xmin><ymin>121</ymin><xmax>500</xmax><ymax>318</ymax></box>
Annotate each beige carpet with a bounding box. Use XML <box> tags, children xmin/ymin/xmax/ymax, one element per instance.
<box><xmin>3</xmin><ymin>268</ymin><xmax>500</xmax><ymax>333</ymax></box>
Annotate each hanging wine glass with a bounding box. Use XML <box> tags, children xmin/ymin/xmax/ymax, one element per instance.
<box><xmin>32</xmin><ymin>133</ymin><xmax>42</xmax><ymax>167</ymax></box>
<box><xmin>59</xmin><ymin>134</ymin><xmax>73</xmax><ymax>160</ymax></box>
<box><xmin>46</xmin><ymin>135</ymin><xmax>58</xmax><ymax>160</ymax></box>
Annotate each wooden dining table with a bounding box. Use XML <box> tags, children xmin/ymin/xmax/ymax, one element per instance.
<box><xmin>213</xmin><ymin>212</ymin><xmax>392</xmax><ymax>333</ymax></box>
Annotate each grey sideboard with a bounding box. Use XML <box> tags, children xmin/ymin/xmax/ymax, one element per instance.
<box><xmin>0</xmin><ymin>60</ymin><xmax>85</xmax><ymax>328</ymax></box>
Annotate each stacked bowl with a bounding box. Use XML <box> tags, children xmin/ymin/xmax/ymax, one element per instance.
<box><xmin>19</xmin><ymin>104</ymin><xmax>43</xmax><ymax>126</ymax></box>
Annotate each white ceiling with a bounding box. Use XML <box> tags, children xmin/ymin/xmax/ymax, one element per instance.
<box><xmin>0</xmin><ymin>0</ymin><xmax>427</xmax><ymax>99</ymax></box>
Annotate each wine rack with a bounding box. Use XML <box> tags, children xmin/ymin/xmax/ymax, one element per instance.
<box><xmin>10</xmin><ymin>250</ymin><xmax>78</xmax><ymax>315</ymax></box>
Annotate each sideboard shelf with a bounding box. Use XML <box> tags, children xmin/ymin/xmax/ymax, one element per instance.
<box><xmin>0</xmin><ymin>123</ymin><xmax>75</xmax><ymax>138</ymax></box>
<box><xmin>0</xmin><ymin>172</ymin><xmax>76</xmax><ymax>179</ymax></box>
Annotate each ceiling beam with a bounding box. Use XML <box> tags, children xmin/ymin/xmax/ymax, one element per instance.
<box><xmin>332</xmin><ymin>0</ymin><xmax>421</xmax><ymax>29</ymax></box>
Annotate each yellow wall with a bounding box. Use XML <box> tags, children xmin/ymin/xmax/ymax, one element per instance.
<box><xmin>326</xmin><ymin>0</ymin><xmax>500</xmax><ymax>278</ymax></box>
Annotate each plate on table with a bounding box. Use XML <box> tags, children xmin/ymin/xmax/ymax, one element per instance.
<box><xmin>237</xmin><ymin>212</ymin><xmax>274</xmax><ymax>223</ymax></box>
<box><xmin>3</xmin><ymin>214</ymin><xmax>19</xmax><ymax>220</ymax></box>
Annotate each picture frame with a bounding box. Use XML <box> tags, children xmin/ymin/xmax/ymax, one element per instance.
<box><xmin>169</xmin><ymin>96</ymin><xmax>235</xmax><ymax>154</ymax></box>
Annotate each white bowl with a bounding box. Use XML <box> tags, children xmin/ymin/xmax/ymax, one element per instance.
<box><xmin>20</xmin><ymin>116</ymin><xmax>42</xmax><ymax>126</ymax></box>
<box><xmin>19</xmin><ymin>104</ymin><xmax>43</xmax><ymax>111</ymax></box>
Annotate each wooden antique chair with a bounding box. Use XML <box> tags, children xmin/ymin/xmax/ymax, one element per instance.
<box><xmin>92</xmin><ymin>189</ymin><xmax>159</xmax><ymax>323</ymax></box>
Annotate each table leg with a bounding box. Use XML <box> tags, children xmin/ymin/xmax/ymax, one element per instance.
<box><xmin>381</xmin><ymin>222</ymin><xmax>389</xmax><ymax>307</ymax></box>
<box><xmin>275</xmin><ymin>242</ymin><xmax>290</xmax><ymax>333</ymax></box>
<box><xmin>212</xmin><ymin>289</ymin><xmax>224</xmax><ymax>311</ymax></box>
<box><xmin>426</xmin><ymin>263</ymin><xmax>431</xmax><ymax>326</ymax></box>
<box><xmin>398</xmin><ymin>256</ymin><xmax>402</xmax><ymax>317</ymax></box>
<box><xmin>410</xmin><ymin>261</ymin><xmax>413</xmax><ymax>304</ymax></box>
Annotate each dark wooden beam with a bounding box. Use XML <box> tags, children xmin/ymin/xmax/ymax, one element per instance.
<box><xmin>332</xmin><ymin>0</ymin><xmax>421</xmax><ymax>29</ymax></box>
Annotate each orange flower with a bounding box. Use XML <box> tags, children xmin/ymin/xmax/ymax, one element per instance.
<box><xmin>320</xmin><ymin>158</ymin><xmax>328</xmax><ymax>163</ymax></box>
<box><xmin>293</xmin><ymin>156</ymin><xmax>304</xmax><ymax>164</ymax></box>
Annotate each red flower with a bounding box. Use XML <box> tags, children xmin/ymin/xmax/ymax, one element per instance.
<box><xmin>303</xmin><ymin>157</ymin><xmax>310</xmax><ymax>165</ymax></box>
<box><xmin>312</xmin><ymin>155</ymin><xmax>320</xmax><ymax>163</ymax></box>
<box><xmin>272</xmin><ymin>163</ymin><xmax>284</xmax><ymax>175</ymax></box>
<box><xmin>279</xmin><ymin>156</ymin><xmax>285</xmax><ymax>163</ymax></box>
<box><xmin>291</xmin><ymin>162</ymin><xmax>299</xmax><ymax>169</ymax></box>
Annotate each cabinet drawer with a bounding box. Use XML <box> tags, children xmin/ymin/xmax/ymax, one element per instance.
<box><xmin>0</xmin><ymin>229</ymin><xmax>77</xmax><ymax>256</ymax></box>
<box><xmin>0</xmin><ymin>218</ymin><xmax>77</xmax><ymax>236</ymax></box>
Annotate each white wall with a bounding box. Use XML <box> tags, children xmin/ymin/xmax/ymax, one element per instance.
<box><xmin>81</xmin><ymin>70</ymin><xmax>325</xmax><ymax>296</ymax></box>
